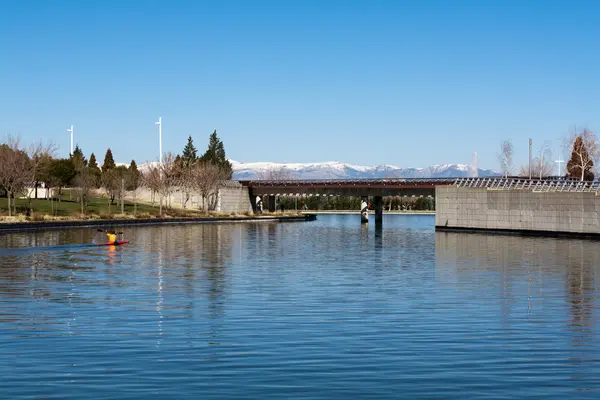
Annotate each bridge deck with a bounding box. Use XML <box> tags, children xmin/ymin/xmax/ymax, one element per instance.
<box><xmin>239</xmin><ymin>177</ymin><xmax>459</xmax><ymax>187</ymax></box>
<box><xmin>239</xmin><ymin>177</ymin><xmax>595</xmax><ymax>196</ymax></box>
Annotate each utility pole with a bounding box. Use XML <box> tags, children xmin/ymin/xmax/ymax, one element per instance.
<box><xmin>529</xmin><ymin>138</ymin><xmax>532</xmax><ymax>179</ymax></box>
<box><xmin>555</xmin><ymin>157</ymin><xmax>565</xmax><ymax>177</ymax></box>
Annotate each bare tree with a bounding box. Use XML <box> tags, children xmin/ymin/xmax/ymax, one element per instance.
<box><xmin>193</xmin><ymin>162</ymin><xmax>226</xmax><ymax>211</ymax></box>
<box><xmin>73</xmin><ymin>164</ymin><xmax>94</xmax><ymax>215</ymax></box>
<box><xmin>0</xmin><ymin>139</ymin><xmax>18</xmax><ymax>216</ymax></box>
<box><xmin>142</xmin><ymin>164</ymin><xmax>161</xmax><ymax>207</ymax></box>
<box><xmin>101</xmin><ymin>169</ymin><xmax>120</xmax><ymax>210</ymax></box>
<box><xmin>565</xmin><ymin>128</ymin><xmax>599</xmax><ymax>181</ymax></box>
<box><xmin>257</xmin><ymin>165</ymin><xmax>296</xmax><ymax>180</ymax></box>
<box><xmin>0</xmin><ymin>136</ymin><xmax>29</xmax><ymax>215</ymax></box>
<box><xmin>25</xmin><ymin>141</ymin><xmax>57</xmax><ymax>209</ymax></box>
<box><xmin>177</xmin><ymin>160</ymin><xmax>196</xmax><ymax>209</ymax></box>
<box><xmin>497</xmin><ymin>140</ymin><xmax>513</xmax><ymax>178</ymax></box>
<box><xmin>0</xmin><ymin>135</ymin><xmax>55</xmax><ymax>216</ymax></box>
<box><xmin>536</xmin><ymin>143</ymin><xmax>553</xmax><ymax>179</ymax></box>
<box><xmin>520</xmin><ymin>158</ymin><xmax>553</xmax><ymax>178</ymax></box>
<box><xmin>161</xmin><ymin>153</ymin><xmax>179</xmax><ymax>210</ymax></box>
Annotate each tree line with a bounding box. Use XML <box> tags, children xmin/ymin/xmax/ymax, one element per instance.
<box><xmin>0</xmin><ymin>130</ymin><xmax>232</xmax><ymax>216</ymax></box>
<box><xmin>498</xmin><ymin>128</ymin><xmax>600</xmax><ymax>181</ymax></box>
<box><xmin>278</xmin><ymin>195</ymin><xmax>434</xmax><ymax>211</ymax></box>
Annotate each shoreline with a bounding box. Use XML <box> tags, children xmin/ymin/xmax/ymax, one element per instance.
<box><xmin>0</xmin><ymin>214</ymin><xmax>317</xmax><ymax>233</ymax></box>
<box><xmin>435</xmin><ymin>225</ymin><xmax>600</xmax><ymax>241</ymax></box>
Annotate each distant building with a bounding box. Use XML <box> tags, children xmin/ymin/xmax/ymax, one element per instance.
<box><xmin>17</xmin><ymin>183</ymin><xmax>55</xmax><ymax>199</ymax></box>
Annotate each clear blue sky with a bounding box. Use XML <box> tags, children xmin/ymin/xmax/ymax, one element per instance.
<box><xmin>1</xmin><ymin>0</ymin><xmax>599</xmax><ymax>170</ymax></box>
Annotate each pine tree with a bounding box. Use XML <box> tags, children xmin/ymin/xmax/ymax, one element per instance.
<box><xmin>88</xmin><ymin>152</ymin><xmax>102</xmax><ymax>188</ymax></box>
<box><xmin>181</xmin><ymin>136</ymin><xmax>198</xmax><ymax>167</ymax></box>
<box><xmin>71</xmin><ymin>145</ymin><xmax>87</xmax><ymax>167</ymax></box>
<box><xmin>102</xmin><ymin>148</ymin><xmax>116</xmax><ymax>173</ymax></box>
<box><xmin>567</xmin><ymin>135</ymin><xmax>595</xmax><ymax>181</ymax></box>
<box><xmin>200</xmin><ymin>130</ymin><xmax>233</xmax><ymax>178</ymax></box>
<box><xmin>127</xmin><ymin>160</ymin><xmax>141</xmax><ymax>191</ymax></box>
<box><xmin>88</xmin><ymin>153</ymin><xmax>99</xmax><ymax>171</ymax></box>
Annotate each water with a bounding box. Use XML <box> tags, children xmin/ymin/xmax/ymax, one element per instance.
<box><xmin>0</xmin><ymin>214</ymin><xmax>599</xmax><ymax>399</ymax></box>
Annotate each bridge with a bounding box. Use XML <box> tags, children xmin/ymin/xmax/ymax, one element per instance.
<box><xmin>239</xmin><ymin>176</ymin><xmax>586</xmax><ymax>225</ymax></box>
<box><xmin>239</xmin><ymin>177</ymin><xmax>458</xmax><ymax>196</ymax></box>
<box><xmin>239</xmin><ymin>177</ymin><xmax>461</xmax><ymax>224</ymax></box>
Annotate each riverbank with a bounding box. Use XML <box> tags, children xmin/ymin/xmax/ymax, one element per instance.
<box><xmin>0</xmin><ymin>213</ymin><xmax>317</xmax><ymax>233</ymax></box>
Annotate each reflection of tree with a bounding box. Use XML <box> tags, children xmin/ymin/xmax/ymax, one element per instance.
<box><xmin>434</xmin><ymin>232</ymin><xmax>598</xmax><ymax>335</ymax></box>
<box><xmin>565</xmin><ymin>252</ymin><xmax>594</xmax><ymax>339</ymax></box>
<box><xmin>202</xmin><ymin>224</ymin><xmax>227</xmax><ymax>321</ymax></box>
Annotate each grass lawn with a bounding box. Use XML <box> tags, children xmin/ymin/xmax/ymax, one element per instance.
<box><xmin>0</xmin><ymin>196</ymin><xmax>159</xmax><ymax>217</ymax></box>
<box><xmin>0</xmin><ymin>189</ymin><xmax>210</xmax><ymax>219</ymax></box>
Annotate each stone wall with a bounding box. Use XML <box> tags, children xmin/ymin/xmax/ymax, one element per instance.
<box><xmin>218</xmin><ymin>186</ymin><xmax>253</xmax><ymax>213</ymax></box>
<box><xmin>115</xmin><ymin>182</ymin><xmax>252</xmax><ymax>214</ymax></box>
<box><xmin>435</xmin><ymin>186</ymin><xmax>600</xmax><ymax>235</ymax></box>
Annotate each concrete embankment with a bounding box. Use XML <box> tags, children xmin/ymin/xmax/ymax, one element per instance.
<box><xmin>0</xmin><ymin>214</ymin><xmax>317</xmax><ymax>233</ymax></box>
<box><xmin>435</xmin><ymin>186</ymin><xmax>600</xmax><ymax>239</ymax></box>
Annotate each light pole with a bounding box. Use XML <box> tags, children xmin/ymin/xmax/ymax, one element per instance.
<box><xmin>555</xmin><ymin>157</ymin><xmax>565</xmax><ymax>177</ymax></box>
<box><xmin>67</xmin><ymin>125</ymin><xmax>74</xmax><ymax>156</ymax></box>
<box><xmin>155</xmin><ymin>117</ymin><xmax>162</xmax><ymax>165</ymax></box>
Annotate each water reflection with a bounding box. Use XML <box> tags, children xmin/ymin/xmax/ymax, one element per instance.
<box><xmin>435</xmin><ymin>231</ymin><xmax>599</xmax><ymax>379</ymax></box>
<box><xmin>1</xmin><ymin>217</ymin><xmax>600</xmax><ymax>398</ymax></box>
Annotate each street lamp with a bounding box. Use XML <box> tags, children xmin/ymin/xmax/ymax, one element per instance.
<box><xmin>155</xmin><ymin>117</ymin><xmax>162</xmax><ymax>165</ymax></box>
<box><xmin>67</xmin><ymin>125</ymin><xmax>74</xmax><ymax>156</ymax></box>
<box><xmin>555</xmin><ymin>157</ymin><xmax>565</xmax><ymax>177</ymax></box>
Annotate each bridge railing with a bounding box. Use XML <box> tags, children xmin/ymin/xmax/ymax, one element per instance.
<box><xmin>455</xmin><ymin>177</ymin><xmax>600</xmax><ymax>192</ymax></box>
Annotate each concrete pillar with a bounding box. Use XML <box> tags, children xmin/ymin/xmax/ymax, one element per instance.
<box><xmin>374</xmin><ymin>195</ymin><xmax>383</xmax><ymax>226</ymax></box>
<box><xmin>361</xmin><ymin>196</ymin><xmax>369</xmax><ymax>223</ymax></box>
<box><xmin>249</xmin><ymin>193</ymin><xmax>257</xmax><ymax>213</ymax></box>
<box><xmin>268</xmin><ymin>195</ymin><xmax>276</xmax><ymax>212</ymax></box>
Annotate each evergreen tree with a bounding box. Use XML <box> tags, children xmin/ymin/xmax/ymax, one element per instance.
<box><xmin>88</xmin><ymin>153</ymin><xmax>102</xmax><ymax>188</ymax></box>
<box><xmin>126</xmin><ymin>160</ymin><xmax>141</xmax><ymax>191</ymax></box>
<box><xmin>88</xmin><ymin>153</ymin><xmax>99</xmax><ymax>170</ymax></box>
<box><xmin>71</xmin><ymin>145</ymin><xmax>87</xmax><ymax>167</ymax></box>
<box><xmin>200</xmin><ymin>130</ymin><xmax>233</xmax><ymax>178</ymax></box>
<box><xmin>181</xmin><ymin>136</ymin><xmax>198</xmax><ymax>167</ymax></box>
<box><xmin>567</xmin><ymin>135</ymin><xmax>595</xmax><ymax>181</ymax></box>
<box><xmin>102</xmin><ymin>148</ymin><xmax>116</xmax><ymax>173</ymax></box>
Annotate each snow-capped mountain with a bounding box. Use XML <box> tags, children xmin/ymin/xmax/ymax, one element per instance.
<box><xmin>136</xmin><ymin>160</ymin><xmax>499</xmax><ymax>179</ymax></box>
<box><xmin>230</xmin><ymin>160</ymin><xmax>499</xmax><ymax>180</ymax></box>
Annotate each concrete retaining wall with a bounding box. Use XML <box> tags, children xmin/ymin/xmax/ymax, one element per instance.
<box><xmin>435</xmin><ymin>186</ymin><xmax>600</xmax><ymax>236</ymax></box>
<box><xmin>104</xmin><ymin>183</ymin><xmax>253</xmax><ymax>214</ymax></box>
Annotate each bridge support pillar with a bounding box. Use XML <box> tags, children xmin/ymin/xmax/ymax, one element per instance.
<box><xmin>374</xmin><ymin>196</ymin><xmax>383</xmax><ymax>226</ymax></box>
<box><xmin>360</xmin><ymin>196</ymin><xmax>369</xmax><ymax>223</ymax></box>
<box><xmin>249</xmin><ymin>193</ymin><xmax>257</xmax><ymax>214</ymax></box>
<box><xmin>267</xmin><ymin>195</ymin><xmax>276</xmax><ymax>212</ymax></box>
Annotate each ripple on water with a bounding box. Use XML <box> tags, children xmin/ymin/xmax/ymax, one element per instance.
<box><xmin>0</xmin><ymin>215</ymin><xmax>600</xmax><ymax>399</ymax></box>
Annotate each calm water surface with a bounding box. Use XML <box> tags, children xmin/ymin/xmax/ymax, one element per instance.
<box><xmin>0</xmin><ymin>214</ymin><xmax>599</xmax><ymax>399</ymax></box>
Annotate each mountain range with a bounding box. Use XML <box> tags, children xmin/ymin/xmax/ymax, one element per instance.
<box><xmin>230</xmin><ymin>160</ymin><xmax>499</xmax><ymax>180</ymax></box>
<box><xmin>136</xmin><ymin>160</ymin><xmax>499</xmax><ymax>179</ymax></box>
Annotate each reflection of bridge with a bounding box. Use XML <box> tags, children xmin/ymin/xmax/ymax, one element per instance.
<box><xmin>240</xmin><ymin>177</ymin><xmax>461</xmax><ymax>224</ymax></box>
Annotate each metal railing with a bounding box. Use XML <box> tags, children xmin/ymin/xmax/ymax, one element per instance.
<box><xmin>455</xmin><ymin>177</ymin><xmax>600</xmax><ymax>193</ymax></box>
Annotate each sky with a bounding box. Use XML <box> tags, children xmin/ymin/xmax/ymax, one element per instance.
<box><xmin>1</xmin><ymin>0</ymin><xmax>599</xmax><ymax>171</ymax></box>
